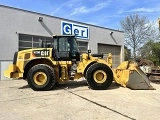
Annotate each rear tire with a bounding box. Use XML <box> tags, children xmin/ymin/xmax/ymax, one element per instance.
<box><xmin>27</xmin><ymin>64</ymin><xmax>55</xmax><ymax>91</ymax></box>
<box><xmin>85</xmin><ymin>63</ymin><xmax>113</xmax><ymax>90</ymax></box>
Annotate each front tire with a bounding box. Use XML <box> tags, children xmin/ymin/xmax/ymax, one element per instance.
<box><xmin>27</xmin><ymin>64</ymin><xmax>55</xmax><ymax>91</ymax></box>
<box><xmin>85</xmin><ymin>63</ymin><xmax>113</xmax><ymax>90</ymax></box>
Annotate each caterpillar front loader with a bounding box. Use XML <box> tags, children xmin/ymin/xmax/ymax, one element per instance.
<box><xmin>4</xmin><ymin>35</ymin><xmax>153</xmax><ymax>91</ymax></box>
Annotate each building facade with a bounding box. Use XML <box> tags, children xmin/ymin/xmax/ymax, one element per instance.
<box><xmin>0</xmin><ymin>5</ymin><xmax>124</xmax><ymax>80</ymax></box>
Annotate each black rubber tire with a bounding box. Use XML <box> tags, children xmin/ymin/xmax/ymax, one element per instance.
<box><xmin>27</xmin><ymin>64</ymin><xmax>55</xmax><ymax>91</ymax></box>
<box><xmin>85</xmin><ymin>63</ymin><xmax>113</xmax><ymax>90</ymax></box>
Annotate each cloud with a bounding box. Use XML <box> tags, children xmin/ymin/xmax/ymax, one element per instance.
<box><xmin>133</xmin><ymin>8</ymin><xmax>156</xmax><ymax>12</ymax></box>
<box><xmin>118</xmin><ymin>7</ymin><xmax>160</xmax><ymax>14</ymax></box>
<box><xmin>70</xmin><ymin>1</ymin><xmax>111</xmax><ymax>15</ymax></box>
<box><xmin>50</xmin><ymin>0</ymin><xmax>81</xmax><ymax>15</ymax></box>
<box><xmin>50</xmin><ymin>4</ymin><xmax>64</xmax><ymax>15</ymax></box>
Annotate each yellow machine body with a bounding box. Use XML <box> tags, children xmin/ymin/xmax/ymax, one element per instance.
<box><xmin>4</xmin><ymin>48</ymin><xmax>72</xmax><ymax>82</ymax></box>
<box><xmin>4</xmin><ymin>48</ymin><xmax>112</xmax><ymax>82</ymax></box>
<box><xmin>4</xmin><ymin>35</ymin><xmax>153</xmax><ymax>90</ymax></box>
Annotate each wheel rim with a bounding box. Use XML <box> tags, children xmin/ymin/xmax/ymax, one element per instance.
<box><xmin>93</xmin><ymin>70</ymin><xmax>107</xmax><ymax>83</ymax></box>
<box><xmin>33</xmin><ymin>72</ymin><xmax>47</xmax><ymax>85</ymax></box>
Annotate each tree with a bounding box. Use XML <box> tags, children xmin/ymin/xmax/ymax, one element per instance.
<box><xmin>124</xmin><ymin>46</ymin><xmax>131</xmax><ymax>60</ymax></box>
<box><xmin>141</xmin><ymin>41</ymin><xmax>160</xmax><ymax>65</ymax></box>
<box><xmin>120</xmin><ymin>13</ymin><xmax>154</xmax><ymax>59</ymax></box>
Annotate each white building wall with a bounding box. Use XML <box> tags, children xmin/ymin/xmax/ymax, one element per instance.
<box><xmin>0</xmin><ymin>5</ymin><xmax>124</xmax><ymax>80</ymax></box>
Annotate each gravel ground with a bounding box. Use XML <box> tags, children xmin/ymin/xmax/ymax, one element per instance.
<box><xmin>0</xmin><ymin>79</ymin><xmax>160</xmax><ymax>120</ymax></box>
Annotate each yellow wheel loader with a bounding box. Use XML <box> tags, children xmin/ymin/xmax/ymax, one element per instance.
<box><xmin>4</xmin><ymin>35</ymin><xmax>153</xmax><ymax>91</ymax></box>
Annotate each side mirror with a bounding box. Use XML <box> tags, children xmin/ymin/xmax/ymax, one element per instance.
<box><xmin>88</xmin><ymin>50</ymin><xmax>91</xmax><ymax>53</ymax></box>
<box><xmin>87</xmin><ymin>50</ymin><xmax>91</xmax><ymax>59</ymax></box>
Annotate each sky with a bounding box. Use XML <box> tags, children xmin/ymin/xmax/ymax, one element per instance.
<box><xmin>0</xmin><ymin>0</ymin><xmax>160</xmax><ymax>30</ymax></box>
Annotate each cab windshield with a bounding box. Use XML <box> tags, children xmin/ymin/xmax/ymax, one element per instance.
<box><xmin>54</xmin><ymin>36</ymin><xmax>80</xmax><ymax>53</ymax></box>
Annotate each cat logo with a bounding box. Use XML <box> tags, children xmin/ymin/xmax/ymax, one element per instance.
<box><xmin>32</xmin><ymin>50</ymin><xmax>50</xmax><ymax>57</ymax></box>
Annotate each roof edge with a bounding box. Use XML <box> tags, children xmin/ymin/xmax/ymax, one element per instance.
<box><xmin>0</xmin><ymin>4</ymin><xmax>124</xmax><ymax>33</ymax></box>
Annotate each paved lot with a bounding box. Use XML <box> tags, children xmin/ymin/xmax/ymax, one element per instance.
<box><xmin>0</xmin><ymin>79</ymin><xmax>160</xmax><ymax>120</ymax></box>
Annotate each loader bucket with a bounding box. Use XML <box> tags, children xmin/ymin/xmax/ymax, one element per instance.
<box><xmin>114</xmin><ymin>61</ymin><xmax>154</xmax><ymax>90</ymax></box>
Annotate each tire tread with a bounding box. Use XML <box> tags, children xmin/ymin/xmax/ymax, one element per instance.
<box><xmin>27</xmin><ymin>64</ymin><xmax>55</xmax><ymax>91</ymax></box>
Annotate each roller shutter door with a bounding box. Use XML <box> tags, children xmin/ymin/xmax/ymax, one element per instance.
<box><xmin>98</xmin><ymin>43</ymin><xmax>121</xmax><ymax>68</ymax></box>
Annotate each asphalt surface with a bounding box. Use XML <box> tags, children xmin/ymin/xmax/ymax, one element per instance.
<box><xmin>0</xmin><ymin>79</ymin><xmax>160</xmax><ymax>120</ymax></box>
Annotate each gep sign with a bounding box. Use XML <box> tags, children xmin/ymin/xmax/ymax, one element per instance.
<box><xmin>61</xmin><ymin>21</ymin><xmax>89</xmax><ymax>39</ymax></box>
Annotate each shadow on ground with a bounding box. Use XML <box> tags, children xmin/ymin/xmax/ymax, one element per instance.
<box><xmin>18</xmin><ymin>80</ymin><xmax>121</xmax><ymax>90</ymax></box>
<box><xmin>151</xmin><ymin>80</ymin><xmax>160</xmax><ymax>84</ymax></box>
<box><xmin>19</xmin><ymin>84</ymin><xmax>30</xmax><ymax>89</ymax></box>
<box><xmin>51</xmin><ymin>80</ymin><xmax>120</xmax><ymax>90</ymax></box>
<box><xmin>108</xmin><ymin>82</ymin><xmax>121</xmax><ymax>90</ymax></box>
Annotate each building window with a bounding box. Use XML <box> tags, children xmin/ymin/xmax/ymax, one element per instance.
<box><xmin>19</xmin><ymin>34</ymin><xmax>88</xmax><ymax>53</ymax></box>
<box><xmin>19</xmin><ymin>34</ymin><xmax>52</xmax><ymax>51</ymax></box>
<box><xmin>77</xmin><ymin>41</ymin><xmax>88</xmax><ymax>53</ymax></box>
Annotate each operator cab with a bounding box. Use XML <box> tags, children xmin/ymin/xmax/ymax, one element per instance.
<box><xmin>39</xmin><ymin>35</ymin><xmax>80</xmax><ymax>61</ymax></box>
<box><xmin>52</xmin><ymin>35</ymin><xmax>80</xmax><ymax>61</ymax></box>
